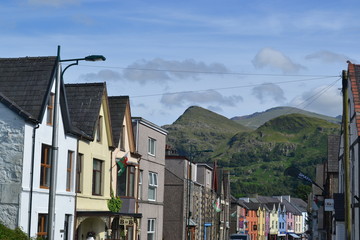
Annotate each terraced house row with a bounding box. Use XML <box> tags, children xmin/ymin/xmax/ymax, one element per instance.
<box><xmin>230</xmin><ymin>195</ymin><xmax>308</xmax><ymax>240</ymax></box>
<box><xmin>0</xmin><ymin>56</ymin><xmax>167</xmax><ymax>239</ymax></box>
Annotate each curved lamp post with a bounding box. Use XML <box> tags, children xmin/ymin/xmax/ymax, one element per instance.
<box><xmin>47</xmin><ymin>46</ymin><xmax>105</xmax><ymax>240</ymax></box>
<box><xmin>187</xmin><ymin>146</ymin><xmax>213</xmax><ymax>240</ymax></box>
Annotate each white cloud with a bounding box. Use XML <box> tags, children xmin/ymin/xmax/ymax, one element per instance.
<box><xmin>305</xmin><ymin>50</ymin><xmax>355</xmax><ymax>64</ymax></box>
<box><xmin>252</xmin><ymin>83</ymin><xmax>286</xmax><ymax>104</ymax></box>
<box><xmin>28</xmin><ymin>0</ymin><xmax>80</xmax><ymax>7</ymax></box>
<box><xmin>289</xmin><ymin>85</ymin><xmax>342</xmax><ymax>117</ymax></box>
<box><xmin>252</xmin><ymin>47</ymin><xmax>306</xmax><ymax>73</ymax></box>
<box><xmin>160</xmin><ymin>90</ymin><xmax>243</xmax><ymax>108</ymax></box>
<box><xmin>80</xmin><ymin>69</ymin><xmax>122</xmax><ymax>82</ymax></box>
<box><xmin>122</xmin><ymin>58</ymin><xmax>230</xmax><ymax>84</ymax></box>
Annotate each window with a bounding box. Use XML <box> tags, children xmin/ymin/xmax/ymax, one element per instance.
<box><xmin>66</xmin><ymin>151</ymin><xmax>73</xmax><ymax>191</ymax></box>
<box><xmin>37</xmin><ymin>214</ymin><xmax>48</xmax><ymax>239</ymax></box>
<box><xmin>76</xmin><ymin>153</ymin><xmax>83</xmax><ymax>193</ymax></box>
<box><xmin>117</xmin><ymin>165</ymin><xmax>135</xmax><ymax>197</ymax></box>
<box><xmin>40</xmin><ymin>144</ymin><xmax>51</xmax><ymax>188</ymax></box>
<box><xmin>117</xmin><ymin>167</ymin><xmax>127</xmax><ymax>196</ymax></box>
<box><xmin>148</xmin><ymin>138</ymin><xmax>156</xmax><ymax>156</ymax></box>
<box><xmin>138</xmin><ymin>170</ymin><xmax>143</xmax><ymax>200</ymax></box>
<box><xmin>128</xmin><ymin>166</ymin><xmax>135</xmax><ymax>197</ymax></box>
<box><xmin>64</xmin><ymin>214</ymin><xmax>71</xmax><ymax>240</ymax></box>
<box><xmin>148</xmin><ymin>172</ymin><xmax>158</xmax><ymax>201</ymax></box>
<box><xmin>120</xmin><ymin>125</ymin><xmax>125</xmax><ymax>151</ymax></box>
<box><xmin>147</xmin><ymin>219</ymin><xmax>155</xmax><ymax>240</ymax></box>
<box><xmin>92</xmin><ymin>159</ymin><xmax>103</xmax><ymax>195</ymax></box>
<box><xmin>96</xmin><ymin>116</ymin><xmax>102</xmax><ymax>142</ymax></box>
<box><xmin>46</xmin><ymin>93</ymin><xmax>54</xmax><ymax>125</ymax></box>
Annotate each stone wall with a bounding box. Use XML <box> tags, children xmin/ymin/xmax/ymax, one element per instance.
<box><xmin>0</xmin><ymin>104</ymin><xmax>25</xmax><ymax>229</ymax></box>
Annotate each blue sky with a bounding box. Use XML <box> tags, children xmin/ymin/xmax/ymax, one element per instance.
<box><xmin>2</xmin><ymin>0</ymin><xmax>359</xmax><ymax>126</ymax></box>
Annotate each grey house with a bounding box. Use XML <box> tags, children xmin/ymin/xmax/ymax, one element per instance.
<box><xmin>132</xmin><ymin>117</ymin><xmax>167</xmax><ymax>240</ymax></box>
<box><xmin>164</xmin><ymin>153</ymin><xmax>229</xmax><ymax>240</ymax></box>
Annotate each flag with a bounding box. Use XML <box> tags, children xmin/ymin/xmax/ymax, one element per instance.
<box><xmin>312</xmin><ymin>195</ymin><xmax>324</xmax><ymax>210</ymax></box>
<box><xmin>213</xmin><ymin>197</ymin><xmax>221</xmax><ymax>212</ymax></box>
<box><xmin>116</xmin><ymin>154</ymin><xmax>128</xmax><ymax>176</ymax></box>
<box><xmin>212</xmin><ymin>160</ymin><xmax>218</xmax><ymax>192</ymax></box>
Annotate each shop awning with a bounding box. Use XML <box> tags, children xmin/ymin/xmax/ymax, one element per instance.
<box><xmin>289</xmin><ymin>233</ymin><xmax>301</xmax><ymax>238</ymax></box>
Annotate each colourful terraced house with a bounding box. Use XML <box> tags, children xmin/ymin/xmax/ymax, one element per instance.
<box><xmin>278</xmin><ymin>204</ymin><xmax>287</xmax><ymax>240</ymax></box>
<box><xmin>266</xmin><ymin>202</ymin><xmax>279</xmax><ymax>240</ymax></box>
<box><xmin>257</xmin><ymin>204</ymin><xmax>266</xmax><ymax>240</ymax></box>
<box><xmin>66</xmin><ymin>83</ymin><xmax>115</xmax><ymax>239</ymax></box>
<box><xmin>243</xmin><ymin>202</ymin><xmax>259</xmax><ymax>240</ymax></box>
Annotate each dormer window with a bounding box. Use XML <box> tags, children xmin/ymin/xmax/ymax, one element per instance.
<box><xmin>46</xmin><ymin>93</ymin><xmax>54</xmax><ymax>125</ymax></box>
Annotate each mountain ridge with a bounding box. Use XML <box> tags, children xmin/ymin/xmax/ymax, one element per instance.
<box><xmin>231</xmin><ymin>106</ymin><xmax>341</xmax><ymax>129</ymax></box>
<box><xmin>163</xmin><ymin>105</ymin><xmax>340</xmax><ymax>199</ymax></box>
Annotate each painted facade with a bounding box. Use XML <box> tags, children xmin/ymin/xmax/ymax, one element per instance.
<box><xmin>109</xmin><ymin>96</ymin><xmax>141</xmax><ymax>240</ymax></box>
<box><xmin>132</xmin><ymin>117</ymin><xmax>167</xmax><ymax>240</ymax></box>
<box><xmin>0</xmin><ymin>57</ymin><xmax>78</xmax><ymax>239</ymax></box>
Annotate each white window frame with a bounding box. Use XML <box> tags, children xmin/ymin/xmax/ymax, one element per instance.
<box><xmin>138</xmin><ymin>170</ymin><xmax>143</xmax><ymax>200</ymax></box>
<box><xmin>148</xmin><ymin>137</ymin><xmax>156</xmax><ymax>156</ymax></box>
<box><xmin>147</xmin><ymin>218</ymin><xmax>156</xmax><ymax>240</ymax></box>
<box><xmin>148</xmin><ymin>172</ymin><xmax>158</xmax><ymax>201</ymax></box>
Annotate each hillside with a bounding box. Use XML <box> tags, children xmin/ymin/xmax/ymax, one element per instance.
<box><xmin>163</xmin><ymin>106</ymin><xmax>340</xmax><ymax>199</ymax></box>
<box><xmin>163</xmin><ymin>106</ymin><xmax>250</xmax><ymax>158</ymax></box>
<box><xmin>225</xmin><ymin>114</ymin><xmax>340</xmax><ymax>198</ymax></box>
<box><xmin>231</xmin><ymin>106</ymin><xmax>341</xmax><ymax>129</ymax></box>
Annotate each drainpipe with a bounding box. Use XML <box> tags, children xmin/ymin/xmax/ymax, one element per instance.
<box><xmin>28</xmin><ymin>123</ymin><xmax>40</xmax><ymax>237</ymax></box>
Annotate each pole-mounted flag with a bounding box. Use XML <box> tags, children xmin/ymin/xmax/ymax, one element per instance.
<box><xmin>213</xmin><ymin>197</ymin><xmax>221</xmax><ymax>212</ymax></box>
<box><xmin>116</xmin><ymin>153</ymin><xmax>128</xmax><ymax>176</ymax></box>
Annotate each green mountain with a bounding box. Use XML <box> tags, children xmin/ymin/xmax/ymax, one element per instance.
<box><xmin>163</xmin><ymin>106</ymin><xmax>251</xmax><ymax>157</ymax></box>
<box><xmin>163</xmin><ymin>106</ymin><xmax>340</xmax><ymax>200</ymax></box>
<box><xmin>232</xmin><ymin>106</ymin><xmax>341</xmax><ymax>129</ymax></box>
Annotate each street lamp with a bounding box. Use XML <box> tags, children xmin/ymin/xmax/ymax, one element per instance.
<box><xmin>186</xmin><ymin>146</ymin><xmax>213</xmax><ymax>240</ymax></box>
<box><xmin>47</xmin><ymin>46</ymin><xmax>105</xmax><ymax>240</ymax></box>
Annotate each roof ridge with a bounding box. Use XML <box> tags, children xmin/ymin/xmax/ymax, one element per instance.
<box><xmin>65</xmin><ymin>82</ymin><xmax>105</xmax><ymax>87</ymax></box>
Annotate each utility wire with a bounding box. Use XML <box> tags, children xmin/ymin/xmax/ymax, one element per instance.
<box><xmin>131</xmin><ymin>76</ymin><xmax>338</xmax><ymax>98</ymax></box>
<box><xmin>296</xmin><ymin>78</ymin><xmax>341</xmax><ymax>110</ymax></box>
<box><xmin>284</xmin><ymin>77</ymin><xmax>341</xmax><ymax>114</ymax></box>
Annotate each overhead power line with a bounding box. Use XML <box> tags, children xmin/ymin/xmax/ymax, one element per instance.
<box><xmin>131</xmin><ymin>76</ymin><xmax>338</xmax><ymax>98</ymax></box>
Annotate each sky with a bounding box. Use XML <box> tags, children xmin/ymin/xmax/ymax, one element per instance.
<box><xmin>1</xmin><ymin>0</ymin><xmax>359</xmax><ymax>126</ymax></box>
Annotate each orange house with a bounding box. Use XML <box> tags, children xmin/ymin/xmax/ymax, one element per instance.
<box><xmin>243</xmin><ymin>202</ymin><xmax>260</xmax><ymax>240</ymax></box>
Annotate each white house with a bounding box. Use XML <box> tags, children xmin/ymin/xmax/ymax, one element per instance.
<box><xmin>0</xmin><ymin>56</ymin><xmax>79</xmax><ymax>239</ymax></box>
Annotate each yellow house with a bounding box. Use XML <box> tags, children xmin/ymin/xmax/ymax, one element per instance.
<box><xmin>108</xmin><ymin>96</ymin><xmax>141</xmax><ymax>240</ymax></box>
<box><xmin>257</xmin><ymin>204</ymin><xmax>266</xmax><ymax>240</ymax></box>
<box><xmin>66</xmin><ymin>83</ymin><xmax>115</xmax><ymax>240</ymax></box>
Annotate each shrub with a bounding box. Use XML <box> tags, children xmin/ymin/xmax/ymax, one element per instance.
<box><xmin>0</xmin><ymin>223</ymin><xmax>29</xmax><ymax>240</ymax></box>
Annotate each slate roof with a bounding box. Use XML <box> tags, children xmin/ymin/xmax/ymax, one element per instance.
<box><xmin>242</xmin><ymin>202</ymin><xmax>261</xmax><ymax>210</ymax></box>
<box><xmin>65</xmin><ymin>83</ymin><xmax>105</xmax><ymax>139</ymax></box>
<box><xmin>291</xmin><ymin>197</ymin><xmax>307</xmax><ymax>212</ymax></box>
<box><xmin>0</xmin><ymin>57</ymin><xmax>57</xmax><ymax>122</ymax></box>
<box><xmin>282</xmin><ymin>199</ymin><xmax>302</xmax><ymax>215</ymax></box>
<box><xmin>257</xmin><ymin>195</ymin><xmax>280</xmax><ymax>204</ymax></box>
<box><xmin>327</xmin><ymin>135</ymin><xmax>340</xmax><ymax>173</ymax></box>
<box><xmin>108</xmin><ymin>96</ymin><xmax>128</xmax><ymax>145</ymax></box>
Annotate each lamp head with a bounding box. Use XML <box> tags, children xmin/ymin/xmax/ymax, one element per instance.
<box><xmin>84</xmin><ymin>55</ymin><xmax>106</xmax><ymax>62</ymax></box>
